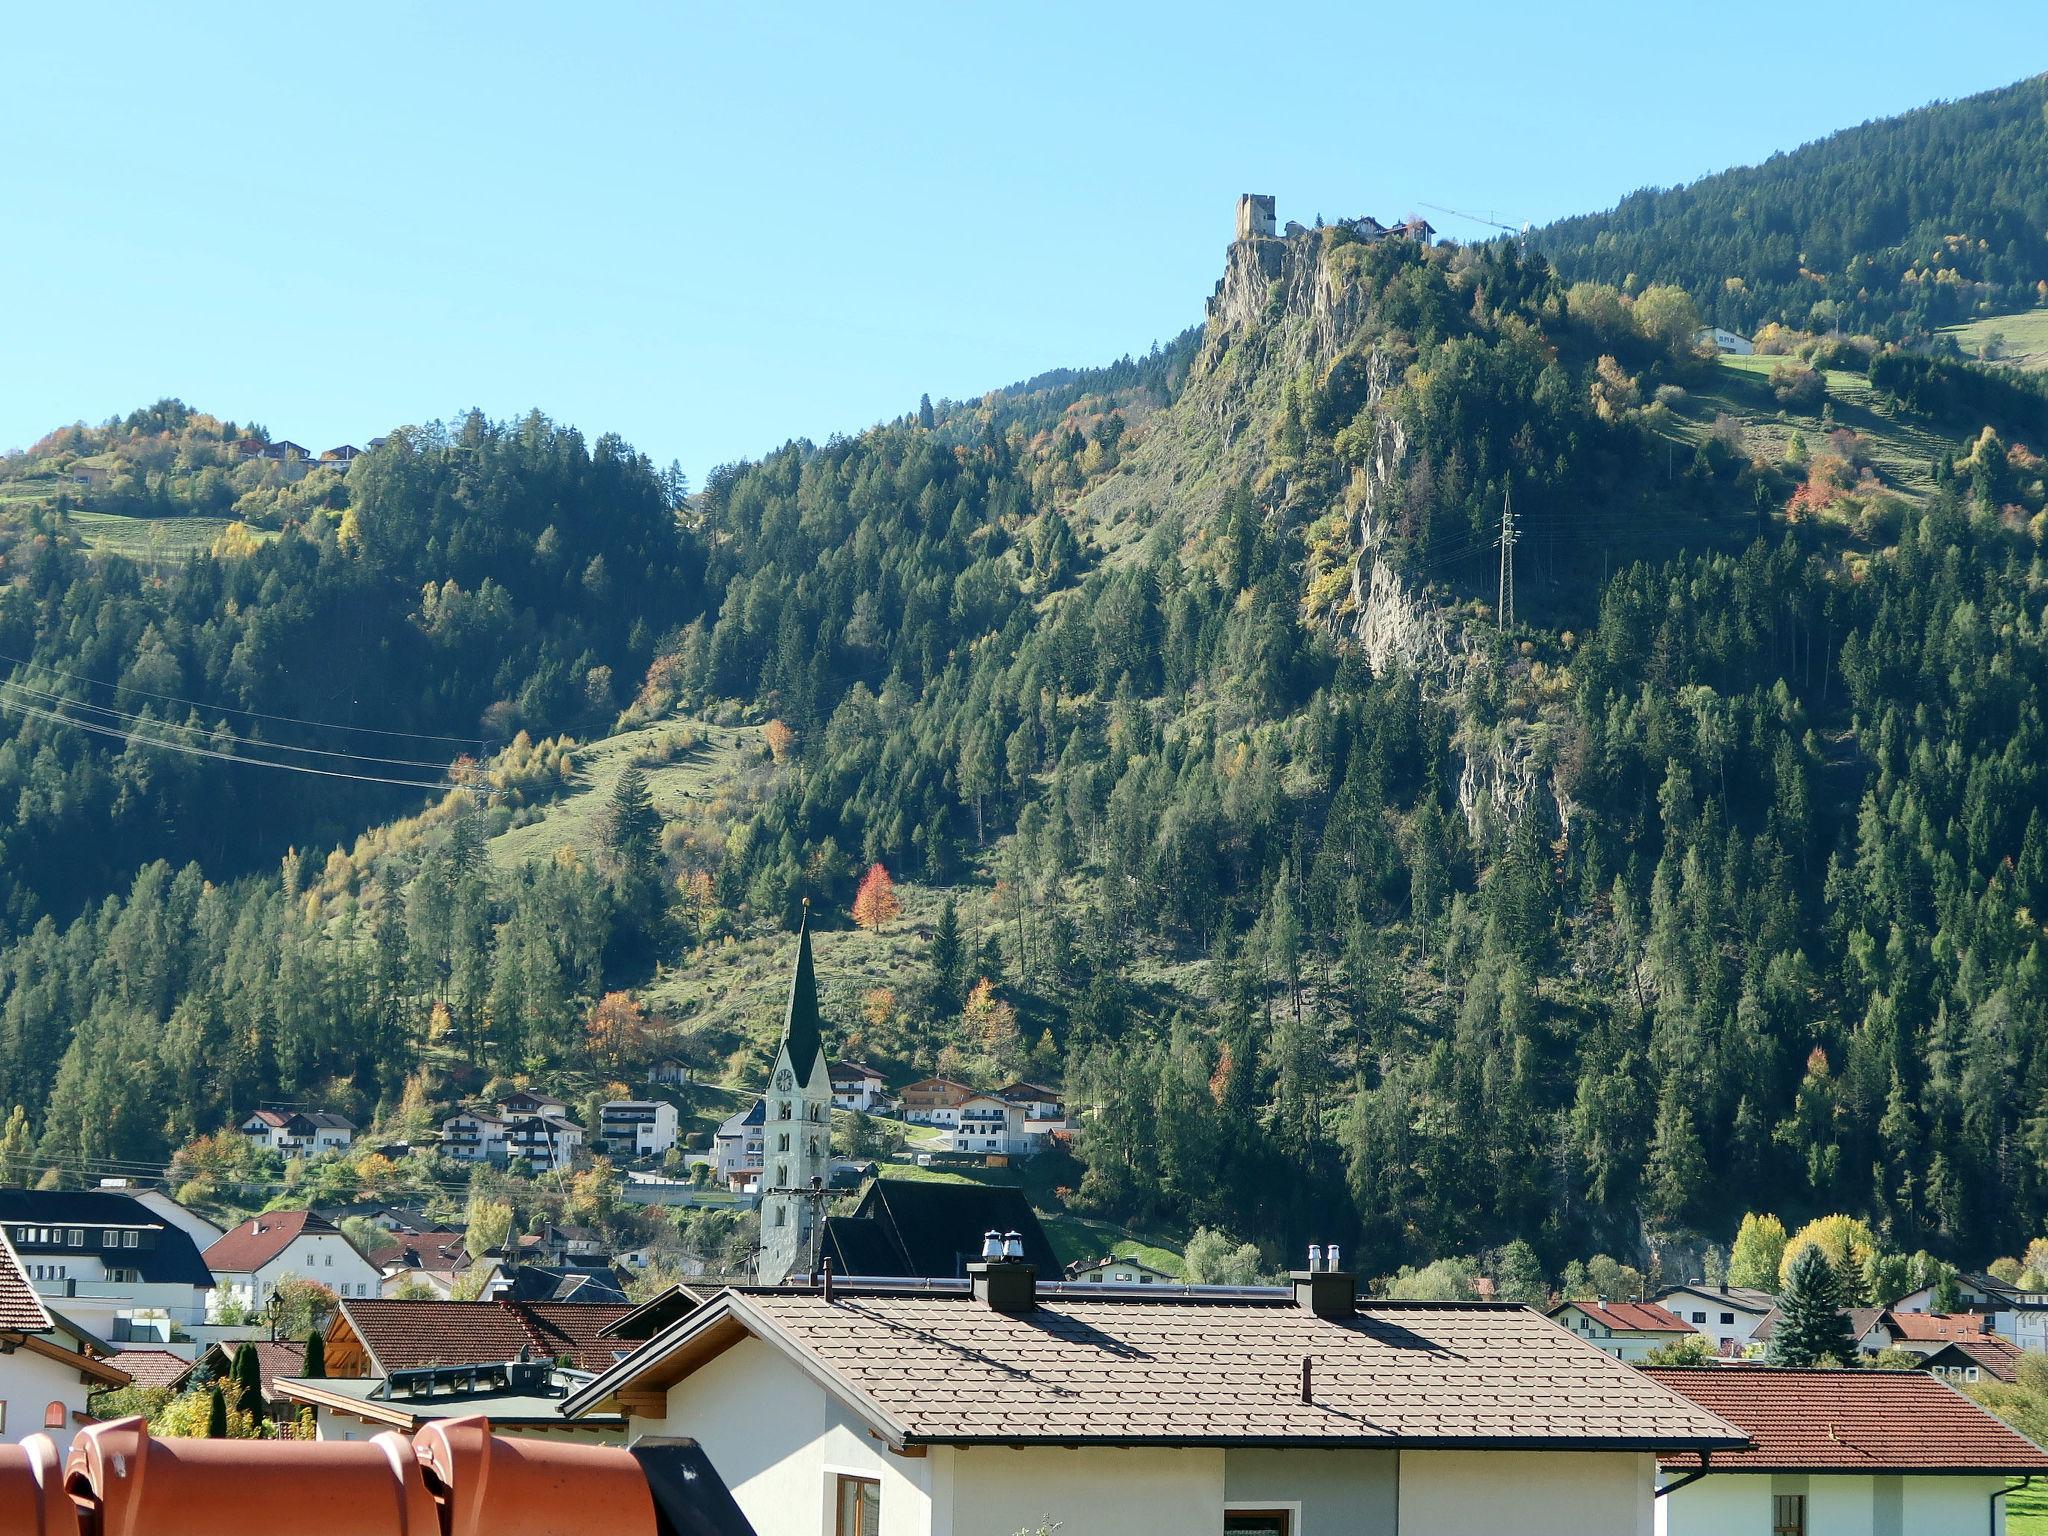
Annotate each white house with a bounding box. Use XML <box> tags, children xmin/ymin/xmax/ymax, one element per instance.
<box><xmin>504</xmin><ymin>1113</ymin><xmax>583</xmax><ymax>1173</ymax></box>
<box><xmin>0</xmin><ymin>1188</ymin><xmax>217</xmax><ymax>1339</ymax></box>
<box><xmin>107</xmin><ymin>1184</ymin><xmax>225</xmax><ymax>1251</ymax></box>
<box><xmin>599</xmin><ymin>1100</ymin><xmax>680</xmax><ymax>1158</ymax></box>
<box><xmin>1891</xmin><ymin>1271</ymin><xmax>2048</xmax><ymax>1353</ymax></box>
<box><xmin>239</xmin><ymin>1108</ymin><xmax>355</xmax><ymax>1157</ymax></box>
<box><xmin>829</xmin><ymin>1061</ymin><xmax>889</xmax><ymax>1112</ymax></box>
<box><xmin>896</xmin><ymin>1077</ymin><xmax>972</xmax><ymax>1126</ymax></box>
<box><xmin>0</xmin><ymin>1227</ymin><xmax>129</xmax><ymax>1453</ymax></box>
<box><xmin>1548</xmin><ymin>1299</ymin><xmax>1697</xmax><ymax>1362</ymax></box>
<box><xmin>201</xmin><ymin>1209</ymin><xmax>380</xmax><ymax>1317</ymax></box>
<box><xmin>998</xmin><ymin>1079</ymin><xmax>1065</xmax><ymax>1127</ymax></box>
<box><xmin>1649</xmin><ymin>1364</ymin><xmax>2048</xmax><ymax>1536</ymax></box>
<box><xmin>1696</xmin><ymin>325</ymin><xmax>1754</xmax><ymax>355</ymax></box>
<box><xmin>711</xmin><ymin>1101</ymin><xmax>765</xmax><ymax>1189</ymax></box>
<box><xmin>440</xmin><ymin>1109</ymin><xmax>508</xmax><ymax>1164</ymax></box>
<box><xmin>562</xmin><ymin>1262</ymin><xmax>1745</xmax><ymax>1536</ymax></box>
<box><xmin>1652</xmin><ymin>1282</ymin><xmax>1775</xmax><ymax>1354</ymax></box>
<box><xmin>944</xmin><ymin>1093</ymin><xmax>1033</xmax><ymax>1156</ymax></box>
<box><xmin>1066</xmin><ymin>1254</ymin><xmax>1176</xmax><ymax>1285</ymax></box>
<box><xmin>500</xmin><ymin>1089</ymin><xmax>571</xmax><ymax>1119</ymax></box>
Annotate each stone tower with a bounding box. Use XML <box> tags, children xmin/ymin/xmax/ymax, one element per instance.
<box><xmin>755</xmin><ymin>907</ymin><xmax>833</xmax><ymax>1284</ymax></box>
<box><xmin>1236</xmin><ymin>193</ymin><xmax>1276</xmax><ymax>241</ymax></box>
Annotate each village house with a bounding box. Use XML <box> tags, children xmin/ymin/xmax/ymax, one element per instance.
<box><xmin>369</xmin><ymin>1229</ymin><xmax>494</xmax><ymax>1299</ymax></box>
<box><xmin>1651</xmin><ymin>1281</ymin><xmax>1776</xmax><ymax>1354</ymax></box>
<box><xmin>710</xmin><ymin>1100</ymin><xmax>765</xmax><ymax>1188</ymax></box>
<box><xmin>0</xmin><ymin>1188</ymin><xmax>217</xmax><ymax>1340</ymax></box>
<box><xmin>1547</xmin><ymin>1298</ymin><xmax>1698</xmax><ymax>1361</ymax></box>
<box><xmin>897</xmin><ymin>1076</ymin><xmax>973</xmax><ymax>1126</ymax></box>
<box><xmin>1868</xmin><ymin>1307</ymin><xmax>2006</xmax><ymax>1358</ymax></box>
<box><xmin>829</xmin><ymin>1060</ymin><xmax>889</xmax><ymax>1112</ymax></box>
<box><xmin>997</xmin><ymin>1079</ymin><xmax>1064</xmax><ymax>1126</ymax></box>
<box><xmin>202</xmin><ymin>1209</ymin><xmax>380</xmax><ymax>1317</ymax></box>
<box><xmin>1648</xmin><ymin>1364</ymin><xmax>2048</xmax><ymax>1536</ymax></box>
<box><xmin>598</xmin><ymin>1099</ymin><xmax>680</xmax><ymax>1158</ymax></box>
<box><xmin>1918</xmin><ymin>1333</ymin><xmax>2024</xmax><ymax>1385</ymax></box>
<box><xmin>500</xmin><ymin>1089</ymin><xmax>571</xmax><ymax>1119</ymax></box>
<box><xmin>317</xmin><ymin>444</ymin><xmax>361</xmax><ymax>467</ymax></box>
<box><xmin>1694</xmin><ymin>325</ymin><xmax>1755</xmax><ymax>354</ymax></box>
<box><xmin>1750</xmin><ymin>1305</ymin><xmax>1888</xmax><ymax>1361</ymax></box>
<box><xmin>1066</xmin><ymin>1254</ymin><xmax>1177</xmax><ymax>1285</ymax></box>
<box><xmin>0</xmin><ymin>1227</ymin><xmax>129</xmax><ymax>1453</ymax></box>
<box><xmin>943</xmin><ymin>1092</ymin><xmax>1033</xmax><ymax>1156</ymax></box>
<box><xmin>647</xmin><ymin>1057</ymin><xmax>691</xmax><ymax>1087</ymax></box>
<box><xmin>440</xmin><ymin>1107</ymin><xmax>508</xmax><ymax>1163</ymax></box>
<box><xmin>503</xmin><ymin>1114</ymin><xmax>582</xmax><ymax>1173</ymax></box>
<box><xmin>279</xmin><ymin>1295</ymin><xmax>633</xmax><ymax>1443</ymax></box>
<box><xmin>1892</xmin><ymin>1270</ymin><xmax>2048</xmax><ymax>1352</ymax></box>
<box><xmin>561</xmin><ymin>1256</ymin><xmax>1746</xmax><ymax>1536</ymax></box>
<box><xmin>239</xmin><ymin>1107</ymin><xmax>355</xmax><ymax>1157</ymax></box>
<box><xmin>96</xmin><ymin>1182</ymin><xmax>226</xmax><ymax>1251</ymax></box>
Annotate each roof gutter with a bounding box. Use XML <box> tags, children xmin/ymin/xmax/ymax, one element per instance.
<box><xmin>1655</xmin><ymin>1452</ymin><xmax>1711</xmax><ymax>1500</ymax></box>
<box><xmin>1995</xmin><ymin>1475</ymin><xmax>2029</xmax><ymax>1536</ymax></box>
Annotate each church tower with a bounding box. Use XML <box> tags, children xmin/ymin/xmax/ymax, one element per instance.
<box><xmin>756</xmin><ymin>905</ymin><xmax>833</xmax><ymax>1284</ymax></box>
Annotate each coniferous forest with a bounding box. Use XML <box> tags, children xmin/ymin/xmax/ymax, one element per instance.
<box><xmin>3</xmin><ymin>75</ymin><xmax>2048</xmax><ymax>1294</ymax></box>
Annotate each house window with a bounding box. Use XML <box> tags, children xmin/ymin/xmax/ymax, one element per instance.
<box><xmin>102</xmin><ymin>1230</ymin><xmax>118</xmax><ymax>1247</ymax></box>
<box><xmin>68</xmin><ymin>1230</ymin><xmax>83</xmax><ymax>1247</ymax></box>
<box><xmin>122</xmin><ymin>1232</ymin><xmax>138</xmax><ymax>1248</ymax></box>
<box><xmin>1721</xmin><ymin>1312</ymin><xmax>1735</xmax><ymax>1325</ymax></box>
<box><xmin>43</xmin><ymin>1401</ymin><xmax>65</xmax><ymax>1429</ymax></box>
<box><xmin>1691</xmin><ymin>1311</ymin><xmax>1706</xmax><ymax>1324</ymax></box>
<box><xmin>1966</xmin><ymin>1366</ymin><xmax>1981</xmax><ymax>1381</ymax></box>
<box><xmin>1772</xmin><ymin>1494</ymin><xmax>1806</xmax><ymax>1536</ymax></box>
<box><xmin>1225</xmin><ymin>1510</ymin><xmax>1292</xmax><ymax>1536</ymax></box>
<box><xmin>834</xmin><ymin>1475</ymin><xmax>880</xmax><ymax>1536</ymax></box>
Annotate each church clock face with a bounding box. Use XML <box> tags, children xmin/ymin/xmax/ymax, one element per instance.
<box><xmin>775</xmin><ymin>1068</ymin><xmax>794</xmax><ymax>1091</ymax></box>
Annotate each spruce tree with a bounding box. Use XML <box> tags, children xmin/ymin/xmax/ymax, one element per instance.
<box><xmin>303</xmin><ymin>1329</ymin><xmax>326</xmax><ymax>1379</ymax></box>
<box><xmin>1769</xmin><ymin>1245</ymin><xmax>1855</xmax><ymax>1366</ymax></box>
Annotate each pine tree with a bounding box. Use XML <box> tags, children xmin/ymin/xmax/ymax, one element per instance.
<box><xmin>303</xmin><ymin>1329</ymin><xmax>326</xmax><ymax>1379</ymax></box>
<box><xmin>930</xmin><ymin>899</ymin><xmax>963</xmax><ymax>1010</ymax></box>
<box><xmin>918</xmin><ymin>393</ymin><xmax>936</xmax><ymax>430</ymax></box>
<box><xmin>1769</xmin><ymin>1244</ymin><xmax>1855</xmax><ymax>1366</ymax></box>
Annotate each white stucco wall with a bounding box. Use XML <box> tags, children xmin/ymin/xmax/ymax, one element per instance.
<box><xmin>1657</xmin><ymin>1471</ymin><xmax>2011</xmax><ymax>1536</ymax></box>
<box><xmin>941</xmin><ymin>1445</ymin><xmax>1224</xmax><ymax>1536</ymax></box>
<box><xmin>1400</xmin><ymin>1450</ymin><xmax>1652</xmax><ymax>1536</ymax></box>
<box><xmin>0</xmin><ymin>1344</ymin><xmax>92</xmax><ymax>1452</ymax></box>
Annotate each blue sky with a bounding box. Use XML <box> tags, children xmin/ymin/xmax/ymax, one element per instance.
<box><xmin>2</xmin><ymin>4</ymin><xmax>2038</xmax><ymax>480</ymax></box>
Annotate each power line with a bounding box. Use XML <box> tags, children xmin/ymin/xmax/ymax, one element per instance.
<box><xmin>0</xmin><ymin>678</ymin><xmax>464</xmax><ymax>772</ymax></box>
<box><xmin>0</xmin><ymin>693</ymin><xmax>458</xmax><ymax>791</ymax></box>
<box><xmin>0</xmin><ymin>648</ymin><xmax>489</xmax><ymax>748</ymax></box>
<box><xmin>1497</xmin><ymin>484</ymin><xmax>1516</xmax><ymax>631</ymax></box>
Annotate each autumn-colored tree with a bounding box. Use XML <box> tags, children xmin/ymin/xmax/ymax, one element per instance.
<box><xmin>962</xmin><ymin>978</ymin><xmax>1020</xmax><ymax>1062</ymax></box>
<box><xmin>763</xmin><ymin>719</ymin><xmax>796</xmax><ymax>763</ymax></box>
<box><xmin>851</xmin><ymin>863</ymin><xmax>903</xmax><ymax>930</ymax></box>
<box><xmin>587</xmin><ymin>991</ymin><xmax>651</xmax><ymax>1070</ymax></box>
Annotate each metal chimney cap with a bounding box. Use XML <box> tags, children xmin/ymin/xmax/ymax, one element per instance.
<box><xmin>1002</xmin><ymin>1231</ymin><xmax>1024</xmax><ymax>1261</ymax></box>
<box><xmin>981</xmin><ymin>1230</ymin><xmax>1004</xmax><ymax>1260</ymax></box>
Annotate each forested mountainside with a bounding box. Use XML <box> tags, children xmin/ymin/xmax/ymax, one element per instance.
<box><xmin>3</xmin><ymin>79</ymin><xmax>2048</xmax><ymax>1290</ymax></box>
<box><xmin>1532</xmin><ymin>73</ymin><xmax>2048</xmax><ymax>342</ymax></box>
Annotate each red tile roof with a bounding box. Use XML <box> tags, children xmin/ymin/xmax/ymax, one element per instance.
<box><xmin>1921</xmin><ymin>1335</ymin><xmax>2026</xmax><ymax>1384</ymax></box>
<box><xmin>1554</xmin><ymin>1299</ymin><xmax>1692</xmax><ymax>1333</ymax></box>
<box><xmin>202</xmin><ymin>1209</ymin><xmax>342</xmax><ymax>1274</ymax></box>
<box><xmin>0</xmin><ymin>1227</ymin><xmax>54</xmax><ymax>1331</ymax></box>
<box><xmin>104</xmin><ymin>1348</ymin><xmax>191</xmax><ymax>1390</ymax></box>
<box><xmin>576</xmin><ymin>1290</ymin><xmax>1747</xmax><ymax>1450</ymax></box>
<box><xmin>1885</xmin><ymin>1309</ymin><xmax>1998</xmax><ymax>1343</ymax></box>
<box><xmin>1646</xmin><ymin>1365</ymin><xmax>2048</xmax><ymax>1473</ymax></box>
<box><xmin>336</xmin><ymin>1298</ymin><xmax>634</xmax><ymax>1375</ymax></box>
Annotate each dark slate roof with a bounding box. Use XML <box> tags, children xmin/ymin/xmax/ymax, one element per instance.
<box><xmin>0</xmin><ymin>1228</ymin><xmax>54</xmax><ymax>1331</ymax></box>
<box><xmin>0</xmin><ymin>1188</ymin><xmax>214</xmax><ymax>1287</ymax></box>
<box><xmin>823</xmin><ymin>1179</ymin><xmax>1057</xmax><ymax>1279</ymax></box>
<box><xmin>497</xmin><ymin>1263</ymin><xmax>630</xmax><ymax>1304</ymax></box>
<box><xmin>778</xmin><ymin>911</ymin><xmax>825</xmax><ymax>1080</ymax></box>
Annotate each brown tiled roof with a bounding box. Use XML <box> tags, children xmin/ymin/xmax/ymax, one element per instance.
<box><xmin>1884</xmin><ymin>1309</ymin><xmax>1998</xmax><ymax>1343</ymax></box>
<box><xmin>1646</xmin><ymin>1365</ymin><xmax>2048</xmax><ymax>1473</ymax></box>
<box><xmin>202</xmin><ymin>1209</ymin><xmax>340</xmax><ymax>1274</ymax></box>
<box><xmin>104</xmin><ymin>1348</ymin><xmax>191</xmax><ymax>1390</ymax></box>
<box><xmin>0</xmin><ymin>1227</ymin><xmax>53</xmax><ymax>1332</ymax></box>
<box><xmin>1552</xmin><ymin>1299</ymin><xmax>1692</xmax><ymax>1333</ymax></box>
<box><xmin>188</xmin><ymin>1339</ymin><xmax>307</xmax><ymax>1396</ymax></box>
<box><xmin>1919</xmin><ymin>1335</ymin><xmax>2026</xmax><ymax>1384</ymax></box>
<box><xmin>337</xmin><ymin>1298</ymin><xmax>634</xmax><ymax>1375</ymax></box>
<box><xmin>1750</xmin><ymin>1304</ymin><xmax>1885</xmax><ymax>1343</ymax></box>
<box><xmin>369</xmin><ymin>1230</ymin><xmax>468</xmax><ymax>1269</ymax></box>
<box><xmin>577</xmin><ymin>1290</ymin><xmax>1746</xmax><ymax>1450</ymax></box>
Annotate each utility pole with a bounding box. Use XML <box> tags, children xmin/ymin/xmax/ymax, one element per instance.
<box><xmin>1496</xmin><ymin>483</ymin><xmax>1517</xmax><ymax>632</ymax></box>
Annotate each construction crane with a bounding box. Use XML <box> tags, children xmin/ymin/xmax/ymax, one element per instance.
<box><xmin>1420</xmin><ymin>202</ymin><xmax>1531</xmax><ymax>241</ymax></box>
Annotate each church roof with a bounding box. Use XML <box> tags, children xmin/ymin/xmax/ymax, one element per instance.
<box><xmin>779</xmin><ymin>909</ymin><xmax>825</xmax><ymax>1075</ymax></box>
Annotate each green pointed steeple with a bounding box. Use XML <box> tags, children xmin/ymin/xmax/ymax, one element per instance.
<box><xmin>779</xmin><ymin>901</ymin><xmax>825</xmax><ymax>1076</ymax></box>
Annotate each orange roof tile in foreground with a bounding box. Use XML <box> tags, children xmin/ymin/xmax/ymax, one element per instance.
<box><xmin>0</xmin><ymin>1415</ymin><xmax>755</xmax><ymax>1536</ymax></box>
<box><xmin>1645</xmin><ymin>1364</ymin><xmax>2048</xmax><ymax>1474</ymax></box>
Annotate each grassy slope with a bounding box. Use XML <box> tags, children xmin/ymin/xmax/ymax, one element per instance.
<box><xmin>1944</xmin><ymin>309</ymin><xmax>2048</xmax><ymax>372</ymax></box>
<box><xmin>2011</xmin><ymin>1481</ymin><xmax>2048</xmax><ymax>1535</ymax></box>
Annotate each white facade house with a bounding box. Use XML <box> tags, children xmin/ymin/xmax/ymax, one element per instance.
<box><xmin>600</xmin><ymin>1100</ymin><xmax>680</xmax><ymax>1158</ymax></box>
<box><xmin>1651</xmin><ymin>1283</ymin><xmax>1774</xmax><ymax>1354</ymax></box>
<box><xmin>1696</xmin><ymin>325</ymin><xmax>1754</xmax><ymax>354</ymax></box>
<box><xmin>1549</xmin><ymin>1299</ymin><xmax>1698</xmax><ymax>1362</ymax></box>
<box><xmin>441</xmin><ymin>1109</ymin><xmax>508</xmax><ymax>1163</ymax></box>
<box><xmin>0</xmin><ymin>1229</ymin><xmax>129</xmax><ymax>1453</ymax></box>
<box><xmin>503</xmin><ymin>1114</ymin><xmax>583</xmax><ymax>1173</ymax></box>
<box><xmin>201</xmin><ymin>1210</ymin><xmax>380</xmax><ymax>1317</ymax></box>
<box><xmin>0</xmin><ymin>1189</ymin><xmax>217</xmax><ymax>1339</ymax></box>
<box><xmin>1649</xmin><ymin>1364</ymin><xmax>2048</xmax><ymax>1536</ymax></box>
<box><xmin>896</xmin><ymin>1077</ymin><xmax>972</xmax><ymax>1126</ymax></box>
<box><xmin>499</xmin><ymin>1089</ymin><xmax>571</xmax><ymax>1119</ymax></box>
<box><xmin>829</xmin><ymin>1061</ymin><xmax>888</xmax><ymax>1112</ymax></box>
<box><xmin>944</xmin><ymin>1093</ymin><xmax>1032</xmax><ymax>1155</ymax></box>
<box><xmin>1891</xmin><ymin>1272</ymin><xmax>2048</xmax><ymax>1353</ymax></box>
<box><xmin>562</xmin><ymin>1265</ymin><xmax>1746</xmax><ymax>1536</ymax></box>
<box><xmin>711</xmin><ymin>1101</ymin><xmax>765</xmax><ymax>1189</ymax></box>
<box><xmin>239</xmin><ymin>1108</ymin><xmax>355</xmax><ymax>1156</ymax></box>
<box><xmin>1066</xmin><ymin>1254</ymin><xmax>1176</xmax><ymax>1285</ymax></box>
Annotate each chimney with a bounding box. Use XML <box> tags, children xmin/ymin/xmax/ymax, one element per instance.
<box><xmin>1292</xmin><ymin>1247</ymin><xmax>1357</xmax><ymax>1320</ymax></box>
<box><xmin>970</xmin><ymin>1230</ymin><xmax>1036</xmax><ymax>1314</ymax></box>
